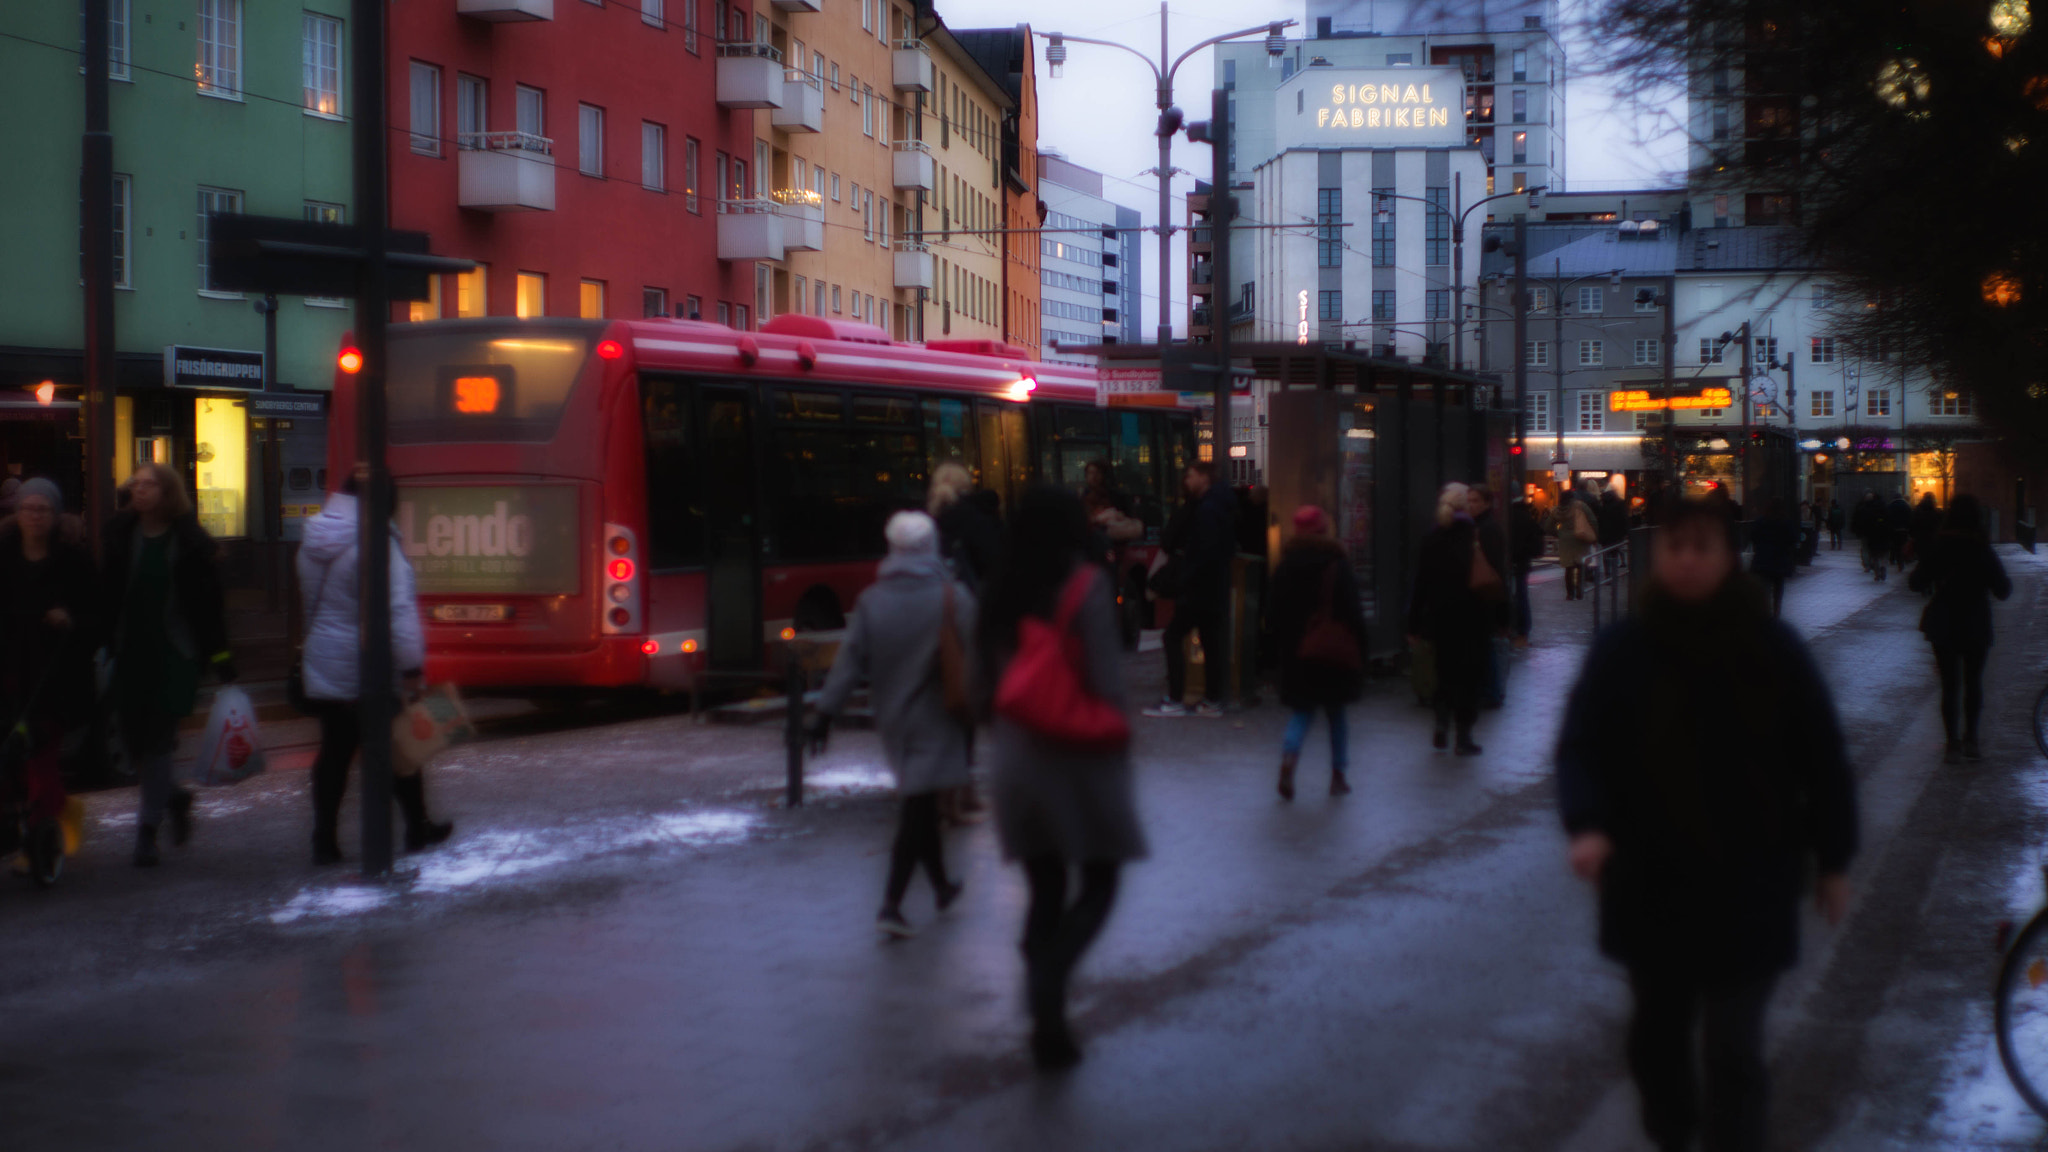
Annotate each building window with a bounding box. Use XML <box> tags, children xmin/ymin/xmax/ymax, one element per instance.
<box><xmin>456</xmin><ymin>264</ymin><xmax>488</xmax><ymax>317</ymax></box>
<box><xmin>1634</xmin><ymin>290</ymin><xmax>1658</xmax><ymax>313</ymax></box>
<box><xmin>1577</xmin><ymin>285</ymin><xmax>1603</xmax><ymax>314</ymax></box>
<box><xmin>579</xmin><ymin>104</ymin><xmax>605</xmax><ymax>176</ymax></box>
<box><xmin>1632</xmin><ymin>338</ymin><xmax>1660</xmax><ymax>365</ymax></box>
<box><xmin>195</xmin><ymin>186</ymin><xmax>242</xmax><ymax>296</ymax></box>
<box><xmin>456</xmin><ymin>74</ymin><xmax>487</xmax><ymax>148</ymax></box>
<box><xmin>1525</xmin><ymin>391</ymin><xmax>1550</xmax><ymax>433</ymax></box>
<box><xmin>1700</xmin><ymin>337</ymin><xmax>1725</xmax><ymax>364</ymax></box>
<box><xmin>196</xmin><ymin>0</ymin><xmax>241</xmax><ymax>99</ymax></box>
<box><xmin>302</xmin><ymin>14</ymin><xmax>342</xmax><ymax>117</ymax></box>
<box><xmin>1527</xmin><ymin>285</ymin><xmax>1549</xmax><ymax>313</ymax></box>
<box><xmin>736</xmin><ymin>303</ymin><xmax>750</xmax><ymax>330</ymax></box>
<box><xmin>580</xmin><ymin>280</ymin><xmax>605</xmax><ymax>319</ymax></box>
<box><xmin>716</xmin><ymin>301</ymin><xmax>730</xmax><ymax>326</ymax></box>
<box><xmin>832</xmin><ymin>285</ymin><xmax>842</xmax><ymax>313</ymax></box>
<box><xmin>1810</xmin><ymin>336</ymin><xmax>1836</xmax><ymax>363</ymax></box>
<box><xmin>683</xmin><ymin>137</ymin><xmax>700</xmax><ymax>211</ymax></box>
<box><xmin>814</xmin><ymin>281</ymin><xmax>826</xmax><ymax>315</ymax></box>
<box><xmin>1810</xmin><ymin>390</ymin><xmax>1835</xmax><ymax>417</ymax></box>
<box><xmin>1525</xmin><ymin>340</ymin><xmax>1549</xmax><ymax>366</ymax></box>
<box><xmin>516</xmin><ymin>84</ymin><xmax>544</xmax><ymax>143</ymax></box>
<box><xmin>1372</xmin><ymin>290</ymin><xmax>1395</xmax><ymax>322</ymax></box>
<box><xmin>1933</xmin><ymin>391</ymin><xmax>1974</xmax><ymax>416</ymax></box>
<box><xmin>1512</xmin><ymin>131</ymin><xmax>1527</xmax><ymax>164</ymax></box>
<box><xmin>756</xmin><ymin>264</ymin><xmax>771</xmax><ymax>326</ymax></box>
<box><xmin>302</xmin><ymin>201</ymin><xmax>344</xmax><ymax>307</ymax></box>
<box><xmin>862</xmin><ymin>85</ymin><xmax>874</xmax><ymax>136</ymax></box>
<box><xmin>1425</xmin><ymin>289</ymin><xmax>1449</xmax><ymax>320</ymax></box>
<box><xmin>1578</xmin><ymin>339</ymin><xmax>1603</xmax><ymax>366</ymax></box>
<box><xmin>1511</xmin><ymin>48</ymin><xmax>1528</xmax><ymax>80</ymax></box>
<box><xmin>515</xmin><ymin>272</ymin><xmax>545</xmax><ymax>319</ymax></box>
<box><xmin>1578</xmin><ymin>392</ymin><xmax>1606</xmax><ymax>431</ymax></box>
<box><xmin>643</xmin><ymin>0</ymin><xmax>663</xmax><ymax>27</ymax></box>
<box><xmin>1755</xmin><ymin>336</ymin><xmax>1779</xmax><ymax>365</ymax></box>
<box><xmin>830</xmin><ymin>172</ymin><xmax>841</xmax><ymax>201</ymax></box>
<box><xmin>862</xmin><ymin>189</ymin><xmax>873</xmax><ymax>241</ymax></box>
<box><xmin>684</xmin><ymin>294</ymin><xmax>702</xmax><ymax>320</ymax></box>
<box><xmin>1371</xmin><ymin>188</ymin><xmax>1394</xmax><ymax>266</ymax></box>
<box><xmin>83</xmin><ymin>0</ymin><xmax>134</xmax><ymax>81</ymax></box>
<box><xmin>1511</xmin><ymin>89</ymin><xmax>1527</xmax><ymax>122</ymax></box>
<box><xmin>409</xmin><ymin>63</ymin><xmax>441</xmax><ymax>154</ymax></box>
<box><xmin>793</xmin><ymin>275</ymin><xmax>807</xmax><ymax>314</ymax></box>
<box><xmin>1318</xmin><ymin>290</ymin><xmax>1342</xmax><ymax>322</ymax></box>
<box><xmin>643</xmin><ymin>287</ymin><xmax>668</xmax><ymax>318</ymax></box>
<box><xmin>642</xmin><ymin>122</ymin><xmax>666</xmax><ymax>191</ymax></box>
<box><xmin>84</xmin><ymin>174</ymin><xmax>134</xmax><ymax>289</ymax></box>
<box><xmin>1317</xmin><ymin>188</ymin><xmax>1342</xmax><ymax>268</ymax></box>
<box><xmin>1711</xmin><ymin>104</ymin><xmax>1729</xmax><ymax>140</ymax></box>
<box><xmin>408</xmin><ymin>276</ymin><xmax>442</xmax><ymax>322</ymax></box>
<box><xmin>1425</xmin><ymin>186</ymin><xmax>1449</xmax><ymax>266</ymax></box>
<box><xmin>1512</xmin><ymin>171</ymin><xmax>1527</xmax><ymax>194</ymax></box>
<box><xmin>684</xmin><ymin>0</ymin><xmax>698</xmax><ymax>51</ymax></box>
<box><xmin>1866</xmin><ymin>388</ymin><xmax>1890</xmax><ymax>417</ymax></box>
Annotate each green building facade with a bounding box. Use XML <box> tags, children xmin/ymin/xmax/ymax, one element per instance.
<box><xmin>0</xmin><ymin>0</ymin><xmax>350</xmax><ymax>551</ymax></box>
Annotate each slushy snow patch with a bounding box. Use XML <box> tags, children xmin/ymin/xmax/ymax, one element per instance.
<box><xmin>270</xmin><ymin>885</ymin><xmax>396</xmax><ymax>924</ymax></box>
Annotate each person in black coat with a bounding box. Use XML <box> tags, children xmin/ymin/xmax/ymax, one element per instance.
<box><xmin>1747</xmin><ymin>497</ymin><xmax>1799</xmax><ymax>619</ymax></box>
<box><xmin>1850</xmin><ymin>493</ymin><xmax>1888</xmax><ymax>579</ymax></box>
<box><xmin>1558</xmin><ymin>498</ymin><xmax>1857</xmax><ymax>1152</ymax></box>
<box><xmin>1907</xmin><ymin>494</ymin><xmax>1941</xmax><ymax>575</ymax></box>
<box><xmin>1470</xmin><ymin>485</ymin><xmax>1513</xmax><ymax>707</ymax></box>
<box><xmin>1825</xmin><ymin>499</ymin><xmax>1845</xmax><ymax>550</ymax></box>
<box><xmin>1146</xmin><ymin>462</ymin><xmax>1235</xmax><ymax>717</ymax></box>
<box><xmin>1408</xmin><ymin>483</ymin><xmax>1494</xmax><ymax>755</ymax></box>
<box><xmin>1884</xmin><ymin>491</ymin><xmax>1914</xmax><ymax>572</ymax></box>
<box><xmin>1909</xmin><ymin>494</ymin><xmax>2011</xmax><ymax>762</ymax></box>
<box><xmin>1268</xmin><ymin>505</ymin><xmax>1368</xmax><ymax>800</ymax></box>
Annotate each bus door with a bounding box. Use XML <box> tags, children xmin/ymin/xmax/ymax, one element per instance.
<box><xmin>974</xmin><ymin>400</ymin><xmax>1029</xmax><ymax>512</ymax></box>
<box><xmin>698</xmin><ymin>385</ymin><xmax>762</xmax><ymax>671</ymax></box>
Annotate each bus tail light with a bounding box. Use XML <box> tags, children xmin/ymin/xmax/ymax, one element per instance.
<box><xmin>640</xmin><ymin>639</ymin><xmax>660</xmax><ymax>655</ymax></box>
<box><xmin>600</xmin><ymin>522</ymin><xmax>642</xmax><ymax>637</ymax></box>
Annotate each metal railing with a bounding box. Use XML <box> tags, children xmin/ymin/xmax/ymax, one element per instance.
<box><xmin>457</xmin><ymin>130</ymin><xmax>552</xmax><ymax>155</ymax></box>
<box><xmin>1581</xmin><ymin>539</ymin><xmax>1629</xmax><ymax>631</ymax></box>
<box><xmin>717</xmin><ymin>41</ymin><xmax>783</xmax><ymax>61</ymax></box>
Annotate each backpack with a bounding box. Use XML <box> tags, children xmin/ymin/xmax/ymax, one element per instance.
<box><xmin>993</xmin><ymin>568</ymin><xmax>1130</xmax><ymax>752</ymax></box>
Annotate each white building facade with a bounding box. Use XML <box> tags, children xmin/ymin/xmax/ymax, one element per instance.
<box><xmin>1038</xmin><ymin>152</ymin><xmax>1143</xmax><ymax>364</ymax></box>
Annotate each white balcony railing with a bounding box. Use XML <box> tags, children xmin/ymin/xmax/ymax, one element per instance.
<box><xmin>718</xmin><ymin>199</ymin><xmax>785</xmax><ymax>261</ymax></box>
<box><xmin>770</xmin><ymin>0</ymin><xmax>822</xmax><ymax>11</ymax></box>
<box><xmin>770</xmin><ymin>71</ymin><xmax>824</xmax><ymax>132</ymax></box>
<box><xmin>717</xmin><ymin>42</ymin><xmax>785</xmax><ymax>109</ymax></box>
<box><xmin>458</xmin><ymin>132</ymin><xmax>555</xmax><ymax>211</ymax></box>
<box><xmin>893</xmin><ymin>241</ymin><xmax>934</xmax><ymax>291</ymax></box>
<box><xmin>458</xmin><ymin>0</ymin><xmax>552</xmax><ymax>19</ymax></box>
<box><xmin>892</xmin><ymin>139</ymin><xmax>934</xmax><ymax>191</ymax></box>
<box><xmin>773</xmin><ymin>190</ymin><xmax>824</xmax><ymax>251</ymax></box>
<box><xmin>892</xmin><ymin>40</ymin><xmax>934</xmax><ymax>92</ymax></box>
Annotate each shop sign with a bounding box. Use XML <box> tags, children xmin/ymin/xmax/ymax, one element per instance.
<box><xmin>1609</xmin><ymin>385</ymin><xmax>1734</xmax><ymax>412</ymax></box>
<box><xmin>164</xmin><ymin>345</ymin><xmax>264</xmax><ymax>391</ymax></box>
<box><xmin>246</xmin><ymin>392</ymin><xmax>328</xmax><ymax>417</ymax></box>
<box><xmin>396</xmin><ymin>484</ymin><xmax>580</xmax><ymax>596</ymax></box>
<box><xmin>1279</xmin><ymin>67</ymin><xmax>1465</xmax><ymax>150</ymax></box>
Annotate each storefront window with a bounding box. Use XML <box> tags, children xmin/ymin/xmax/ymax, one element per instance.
<box><xmin>194</xmin><ymin>396</ymin><xmax>248</xmax><ymax>537</ymax></box>
<box><xmin>1909</xmin><ymin>450</ymin><xmax>1952</xmax><ymax>502</ymax></box>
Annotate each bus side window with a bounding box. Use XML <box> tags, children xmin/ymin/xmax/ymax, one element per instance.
<box><xmin>1111</xmin><ymin>410</ymin><xmax>1164</xmax><ymax>534</ymax></box>
<box><xmin>923</xmin><ymin>397</ymin><xmax>976</xmax><ymax>481</ymax></box>
<box><xmin>642</xmin><ymin>376</ymin><xmax>705</xmax><ymax>569</ymax></box>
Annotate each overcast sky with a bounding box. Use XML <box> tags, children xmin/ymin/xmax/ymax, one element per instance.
<box><xmin>934</xmin><ymin>0</ymin><xmax>1687</xmax><ymax>330</ymax></box>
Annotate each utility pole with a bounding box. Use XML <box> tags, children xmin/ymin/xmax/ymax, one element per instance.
<box><xmin>1661</xmin><ymin>273</ymin><xmax>1677</xmax><ymax>495</ymax></box>
<box><xmin>352</xmin><ymin>0</ymin><xmax>397</xmax><ymax>878</ymax></box>
<box><xmin>1512</xmin><ymin>215</ymin><xmax>1528</xmax><ymax>462</ymax></box>
<box><xmin>81</xmin><ymin>0</ymin><xmax>116</xmax><ymax>539</ymax></box>
<box><xmin>1553</xmin><ymin>258</ymin><xmax>1566</xmax><ymax>471</ymax></box>
<box><xmin>1155</xmin><ymin>2</ymin><xmax>1172</xmax><ymax>349</ymax></box>
<box><xmin>1737</xmin><ymin>319</ymin><xmax>1753</xmax><ymax>512</ymax></box>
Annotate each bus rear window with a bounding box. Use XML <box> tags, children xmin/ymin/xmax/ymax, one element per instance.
<box><xmin>388</xmin><ymin>329</ymin><xmax>593</xmax><ymax>443</ymax></box>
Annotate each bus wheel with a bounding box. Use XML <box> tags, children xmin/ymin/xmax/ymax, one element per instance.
<box><xmin>792</xmin><ymin>586</ymin><xmax>846</xmax><ymax>632</ymax></box>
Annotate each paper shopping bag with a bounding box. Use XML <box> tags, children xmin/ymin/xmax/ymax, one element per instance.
<box><xmin>392</xmin><ymin>684</ymin><xmax>476</xmax><ymax>777</ymax></box>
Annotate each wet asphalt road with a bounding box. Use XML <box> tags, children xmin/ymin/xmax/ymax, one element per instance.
<box><xmin>4</xmin><ymin>547</ymin><xmax>2047</xmax><ymax>1151</ymax></box>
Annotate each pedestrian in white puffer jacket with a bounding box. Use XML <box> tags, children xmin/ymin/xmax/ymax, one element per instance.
<box><xmin>296</xmin><ymin>476</ymin><xmax>450</xmax><ymax>864</ymax></box>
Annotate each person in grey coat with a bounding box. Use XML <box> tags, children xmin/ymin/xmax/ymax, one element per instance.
<box><xmin>810</xmin><ymin>510</ymin><xmax>975</xmax><ymax>938</ymax></box>
<box><xmin>979</xmin><ymin>487</ymin><xmax>1147</xmax><ymax>1071</ymax></box>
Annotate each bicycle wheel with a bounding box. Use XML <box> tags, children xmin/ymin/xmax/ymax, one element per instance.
<box><xmin>1996</xmin><ymin>908</ymin><xmax>2048</xmax><ymax>1117</ymax></box>
<box><xmin>2033</xmin><ymin>683</ymin><xmax>2048</xmax><ymax>761</ymax></box>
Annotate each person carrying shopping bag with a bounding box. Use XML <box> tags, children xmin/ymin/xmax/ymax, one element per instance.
<box><xmin>103</xmin><ymin>463</ymin><xmax>234</xmax><ymax>867</ymax></box>
<box><xmin>298</xmin><ymin>474</ymin><xmax>451</xmax><ymax>865</ymax></box>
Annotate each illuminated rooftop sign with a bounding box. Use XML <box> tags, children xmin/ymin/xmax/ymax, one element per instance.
<box><xmin>1279</xmin><ymin>67</ymin><xmax>1465</xmax><ymax>150</ymax></box>
<box><xmin>1609</xmin><ymin>385</ymin><xmax>1734</xmax><ymax>412</ymax></box>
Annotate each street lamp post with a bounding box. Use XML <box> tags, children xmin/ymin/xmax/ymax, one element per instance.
<box><xmin>1375</xmin><ymin>183</ymin><xmax>1545</xmax><ymax>371</ymax></box>
<box><xmin>1041</xmin><ymin>9</ymin><xmax>1292</xmax><ymax>348</ymax></box>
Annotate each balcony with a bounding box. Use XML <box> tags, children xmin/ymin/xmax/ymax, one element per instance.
<box><xmin>458</xmin><ymin>132</ymin><xmax>555</xmax><ymax>212</ymax></box>
<box><xmin>894</xmin><ymin>242</ymin><xmax>934</xmax><ymax>291</ymax></box>
<box><xmin>770</xmin><ymin>0</ymin><xmax>822</xmax><ymax>10</ymax></box>
<box><xmin>717</xmin><ymin>200</ymin><xmax>785</xmax><ymax>261</ymax></box>
<box><xmin>1191</xmin><ymin>305</ymin><xmax>1213</xmax><ymax>329</ymax></box>
<box><xmin>892</xmin><ymin>140</ymin><xmax>934</xmax><ymax>191</ymax></box>
<box><xmin>717</xmin><ymin>43</ymin><xmax>785</xmax><ymax>109</ymax></box>
<box><xmin>770</xmin><ymin>72</ymin><xmax>824</xmax><ymax>132</ymax></box>
<box><xmin>458</xmin><ymin>0</ymin><xmax>551</xmax><ymax>20</ymax></box>
<box><xmin>1192</xmin><ymin>262</ymin><xmax>1213</xmax><ymax>286</ymax></box>
<box><xmin>773</xmin><ymin>190</ymin><xmax>824</xmax><ymax>251</ymax></box>
<box><xmin>892</xmin><ymin>40</ymin><xmax>934</xmax><ymax>92</ymax></box>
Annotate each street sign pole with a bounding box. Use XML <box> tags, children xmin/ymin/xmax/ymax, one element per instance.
<box><xmin>353</xmin><ymin>0</ymin><xmax>397</xmax><ymax>877</ymax></box>
<box><xmin>82</xmin><ymin>0</ymin><xmax>116</xmax><ymax>541</ymax></box>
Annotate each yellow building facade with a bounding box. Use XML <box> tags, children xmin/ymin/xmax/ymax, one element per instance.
<box><xmin>914</xmin><ymin>26</ymin><xmax>1012</xmax><ymax>345</ymax></box>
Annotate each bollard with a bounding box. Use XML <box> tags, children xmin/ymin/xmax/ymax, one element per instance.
<box><xmin>784</xmin><ymin>651</ymin><xmax>805</xmax><ymax>808</ymax></box>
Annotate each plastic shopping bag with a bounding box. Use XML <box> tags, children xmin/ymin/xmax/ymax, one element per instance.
<box><xmin>193</xmin><ymin>685</ymin><xmax>266</xmax><ymax>786</ymax></box>
<box><xmin>392</xmin><ymin>684</ymin><xmax>476</xmax><ymax>777</ymax></box>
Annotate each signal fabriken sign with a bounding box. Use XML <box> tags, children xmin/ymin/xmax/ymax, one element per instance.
<box><xmin>1279</xmin><ymin>67</ymin><xmax>1466</xmax><ymax>151</ymax></box>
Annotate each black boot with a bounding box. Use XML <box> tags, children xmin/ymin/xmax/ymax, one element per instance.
<box><xmin>133</xmin><ymin>824</ymin><xmax>160</xmax><ymax>868</ymax></box>
<box><xmin>395</xmin><ymin>773</ymin><xmax>454</xmax><ymax>852</ymax></box>
<box><xmin>166</xmin><ymin>789</ymin><xmax>194</xmax><ymax>847</ymax></box>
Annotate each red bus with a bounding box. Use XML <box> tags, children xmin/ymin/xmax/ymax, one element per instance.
<box><xmin>328</xmin><ymin>314</ymin><xmax>1196</xmax><ymax>691</ymax></box>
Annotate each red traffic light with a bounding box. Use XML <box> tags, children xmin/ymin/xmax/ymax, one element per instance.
<box><xmin>1509</xmin><ymin>444</ymin><xmax>1524</xmax><ymax>456</ymax></box>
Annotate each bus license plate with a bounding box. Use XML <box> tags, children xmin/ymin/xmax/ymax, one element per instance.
<box><xmin>433</xmin><ymin>604</ymin><xmax>509</xmax><ymax>623</ymax></box>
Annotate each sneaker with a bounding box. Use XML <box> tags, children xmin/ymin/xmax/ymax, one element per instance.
<box><xmin>877</xmin><ymin>908</ymin><xmax>917</xmax><ymax>938</ymax></box>
<box><xmin>1142</xmin><ymin>700</ymin><xmax>1189</xmax><ymax>718</ymax></box>
<box><xmin>1191</xmin><ymin>701</ymin><xmax>1225</xmax><ymax>719</ymax></box>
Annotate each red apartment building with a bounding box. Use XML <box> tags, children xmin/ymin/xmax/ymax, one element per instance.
<box><xmin>389</xmin><ymin>0</ymin><xmax>757</xmax><ymax>324</ymax></box>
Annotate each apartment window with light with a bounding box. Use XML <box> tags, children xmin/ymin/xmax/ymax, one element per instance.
<box><xmin>1632</xmin><ymin>338</ymin><xmax>1660</xmax><ymax>365</ymax></box>
<box><xmin>644</xmin><ymin>287</ymin><xmax>668</xmax><ymax>318</ymax></box>
<box><xmin>196</xmin><ymin>186</ymin><xmax>242</xmax><ymax>296</ymax></box>
<box><xmin>1525</xmin><ymin>392</ymin><xmax>1550</xmax><ymax>433</ymax></box>
<box><xmin>1866</xmin><ymin>388</ymin><xmax>1891</xmax><ymax>417</ymax></box>
<box><xmin>1578</xmin><ymin>339</ymin><xmax>1603</xmax><ymax>366</ymax></box>
<box><xmin>515</xmin><ymin>273</ymin><xmax>545</xmax><ymax>319</ymax></box>
<box><xmin>303</xmin><ymin>14</ymin><xmax>342</xmax><ymax>117</ymax></box>
<box><xmin>1512</xmin><ymin>131</ymin><xmax>1527</xmax><ymax>163</ymax></box>
<box><xmin>1811</xmin><ymin>390</ymin><xmax>1835</xmax><ymax>417</ymax></box>
<box><xmin>578</xmin><ymin>105</ymin><xmax>604</xmax><ymax>176</ymax></box>
<box><xmin>1811</xmin><ymin>336</ymin><xmax>1836</xmax><ymax>363</ymax></box>
<box><xmin>1525</xmin><ymin>340</ymin><xmax>1549</xmax><ymax>366</ymax></box>
<box><xmin>1527</xmin><ymin>285</ymin><xmax>1549</xmax><ymax>313</ymax></box>
<box><xmin>408</xmin><ymin>276</ymin><xmax>441</xmax><ymax>322</ymax></box>
<box><xmin>683</xmin><ymin>138</ymin><xmax>700</xmax><ymax>211</ymax></box>
<box><xmin>456</xmin><ymin>264</ymin><xmax>488</xmax><ymax>317</ymax></box>
<box><xmin>1370</xmin><ymin>188</ymin><xmax>1394</xmax><ymax>266</ymax></box>
<box><xmin>1577</xmin><ymin>286</ymin><xmax>1603</xmax><ymax>314</ymax></box>
<box><xmin>1934</xmin><ymin>391</ymin><xmax>1973</xmax><ymax>416</ymax></box>
<box><xmin>196</xmin><ymin>0</ymin><xmax>241</xmax><ymax>99</ymax></box>
<box><xmin>1578</xmin><ymin>392</ymin><xmax>1606</xmax><ymax>431</ymax></box>
<box><xmin>1512</xmin><ymin>171</ymin><xmax>1527</xmax><ymax>194</ymax></box>
<box><xmin>642</xmin><ymin>122</ymin><xmax>666</xmax><ymax>191</ymax></box>
<box><xmin>409</xmin><ymin>63</ymin><xmax>441</xmax><ymax>154</ymax></box>
<box><xmin>580</xmin><ymin>280</ymin><xmax>605</xmax><ymax>319</ymax></box>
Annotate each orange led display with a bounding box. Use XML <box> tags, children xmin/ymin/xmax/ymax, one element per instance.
<box><xmin>454</xmin><ymin>375</ymin><xmax>502</xmax><ymax>414</ymax></box>
<box><xmin>1609</xmin><ymin>386</ymin><xmax>1734</xmax><ymax>412</ymax></box>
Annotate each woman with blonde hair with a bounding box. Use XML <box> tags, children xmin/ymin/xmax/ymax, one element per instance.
<box><xmin>1407</xmin><ymin>482</ymin><xmax>1493</xmax><ymax>755</ymax></box>
<box><xmin>103</xmin><ymin>462</ymin><xmax>234</xmax><ymax>866</ymax></box>
<box><xmin>928</xmin><ymin>461</ymin><xmax>1000</xmax><ymax>591</ymax></box>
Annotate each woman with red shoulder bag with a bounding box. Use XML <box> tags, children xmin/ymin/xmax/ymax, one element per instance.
<box><xmin>982</xmin><ymin>487</ymin><xmax>1147</xmax><ymax>1072</ymax></box>
<box><xmin>1268</xmin><ymin>505</ymin><xmax>1368</xmax><ymax>800</ymax></box>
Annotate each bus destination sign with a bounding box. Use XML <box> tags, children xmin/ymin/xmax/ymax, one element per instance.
<box><xmin>397</xmin><ymin>484</ymin><xmax>580</xmax><ymax>596</ymax></box>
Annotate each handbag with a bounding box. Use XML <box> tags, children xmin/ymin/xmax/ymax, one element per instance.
<box><xmin>1470</xmin><ymin>539</ymin><xmax>1506</xmax><ymax>602</ymax></box>
<box><xmin>937</xmin><ymin>582</ymin><xmax>974</xmax><ymax>727</ymax></box>
<box><xmin>392</xmin><ymin>683</ymin><xmax>476</xmax><ymax>778</ymax></box>
<box><xmin>1296</xmin><ymin>561</ymin><xmax>1363</xmax><ymax>672</ymax></box>
<box><xmin>1571</xmin><ymin>504</ymin><xmax>1597</xmax><ymax>544</ymax></box>
<box><xmin>993</xmin><ymin>568</ymin><xmax>1131</xmax><ymax>752</ymax></box>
